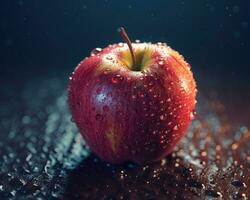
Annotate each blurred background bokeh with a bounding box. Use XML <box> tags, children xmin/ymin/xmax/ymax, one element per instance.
<box><xmin>1</xmin><ymin>0</ymin><xmax>249</xmax><ymax>124</ymax></box>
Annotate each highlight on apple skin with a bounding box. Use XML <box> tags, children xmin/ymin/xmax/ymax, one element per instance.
<box><xmin>68</xmin><ymin>27</ymin><xmax>197</xmax><ymax>164</ymax></box>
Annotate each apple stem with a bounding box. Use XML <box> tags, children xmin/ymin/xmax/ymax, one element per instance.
<box><xmin>118</xmin><ymin>27</ymin><xmax>137</xmax><ymax>70</ymax></box>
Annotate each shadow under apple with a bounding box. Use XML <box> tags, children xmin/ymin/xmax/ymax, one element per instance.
<box><xmin>63</xmin><ymin>153</ymin><xmax>202</xmax><ymax>200</ymax></box>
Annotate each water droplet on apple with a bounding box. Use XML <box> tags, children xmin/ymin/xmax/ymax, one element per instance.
<box><xmin>148</xmin><ymin>82</ymin><xmax>154</xmax><ymax>86</ymax></box>
<box><xmin>167</xmin><ymin>98</ymin><xmax>171</xmax><ymax>102</ymax></box>
<box><xmin>231</xmin><ymin>180</ymin><xmax>245</xmax><ymax>188</ymax></box>
<box><xmin>95</xmin><ymin>114</ymin><xmax>103</xmax><ymax>121</ymax></box>
<box><xmin>126</xmin><ymin>77</ymin><xmax>132</xmax><ymax>81</ymax></box>
<box><xmin>190</xmin><ymin>111</ymin><xmax>196</xmax><ymax>120</ymax></box>
<box><xmin>158</xmin><ymin>60</ymin><xmax>164</xmax><ymax>65</ymax></box>
<box><xmin>152</xmin><ymin>130</ymin><xmax>157</xmax><ymax>135</ymax></box>
<box><xmin>104</xmin><ymin>68</ymin><xmax>111</xmax><ymax>74</ymax></box>
<box><xmin>118</xmin><ymin>42</ymin><xmax>124</xmax><ymax>47</ymax></box>
<box><xmin>103</xmin><ymin>106</ymin><xmax>109</xmax><ymax>112</ymax></box>
<box><xmin>173</xmin><ymin>125</ymin><xmax>178</xmax><ymax>131</ymax></box>
<box><xmin>160</xmin><ymin>115</ymin><xmax>165</xmax><ymax>120</ymax></box>
<box><xmin>90</xmin><ymin>47</ymin><xmax>102</xmax><ymax>56</ymax></box>
<box><xmin>138</xmin><ymin>91</ymin><xmax>145</xmax><ymax>98</ymax></box>
<box><xmin>106</xmin><ymin>55</ymin><xmax>113</xmax><ymax>60</ymax></box>
<box><xmin>111</xmin><ymin>74</ymin><xmax>123</xmax><ymax>84</ymax></box>
<box><xmin>131</xmin><ymin>95</ymin><xmax>136</xmax><ymax>100</ymax></box>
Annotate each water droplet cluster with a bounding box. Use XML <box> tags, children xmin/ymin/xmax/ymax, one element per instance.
<box><xmin>1</xmin><ymin>78</ymin><xmax>249</xmax><ymax>199</ymax></box>
<box><xmin>0</xmin><ymin>78</ymin><xmax>89</xmax><ymax>199</ymax></box>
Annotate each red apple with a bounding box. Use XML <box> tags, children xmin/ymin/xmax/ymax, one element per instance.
<box><xmin>68</xmin><ymin>27</ymin><xmax>197</xmax><ymax>164</ymax></box>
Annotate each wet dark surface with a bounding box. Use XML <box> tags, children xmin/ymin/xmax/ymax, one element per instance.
<box><xmin>0</xmin><ymin>77</ymin><xmax>250</xmax><ymax>200</ymax></box>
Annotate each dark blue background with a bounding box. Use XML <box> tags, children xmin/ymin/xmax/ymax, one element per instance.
<box><xmin>0</xmin><ymin>0</ymin><xmax>249</xmax><ymax>121</ymax></box>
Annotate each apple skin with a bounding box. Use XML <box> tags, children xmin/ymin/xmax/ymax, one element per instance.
<box><xmin>68</xmin><ymin>43</ymin><xmax>196</xmax><ymax>164</ymax></box>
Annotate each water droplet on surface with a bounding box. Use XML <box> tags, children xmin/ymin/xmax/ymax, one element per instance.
<box><xmin>231</xmin><ymin>180</ymin><xmax>245</xmax><ymax>187</ymax></box>
<box><xmin>135</xmin><ymin>39</ymin><xmax>140</xmax><ymax>43</ymax></box>
<box><xmin>111</xmin><ymin>74</ymin><xmax>123</xmax><ymax>84</ymax></box>
<box><xmin>10</xmin><ymin>190</ymin><xmax>16</xmax><ymax>196</ymax></box>
<box><xmin>205</xmin><ymin>190</ymin><xmax>222</xmax><ymax>198</ymax></box>
<box><xmin>95</xmin><ymin>114</ymin><xmax>103</xmax><ymax>121</ymax></box>
<box><xmin>189</xmin><ymin>179</ymin><xmax>205</xmax><ymax>189</ymax></box>
<box><xmin>22</xmin><ymin>116</ymin><xmax>31</xmax><ymax>124</ymax></box>
<box><xmin>231</xmin><ymin>143</ymin><xmax>238</xmax><ymax>150</ymax></box>
<box><xmin>201</xmin><ymin>151</ymin><xmax>207</xmax><ymax>157</ymax></box>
